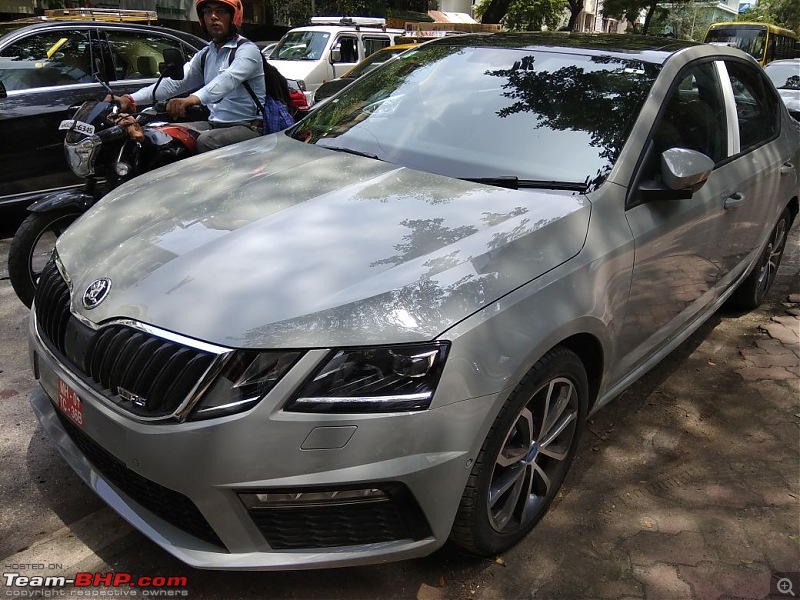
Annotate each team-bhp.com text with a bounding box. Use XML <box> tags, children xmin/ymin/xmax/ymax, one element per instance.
<box><xmin>4</xmin><ymin>573</ymin><xmax>188</xmax><ymax>597</ymax></box>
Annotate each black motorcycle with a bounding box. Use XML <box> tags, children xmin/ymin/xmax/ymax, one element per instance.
<box><xmin>8</xmin><ymin>48</ymin><xmax>201</xmax><ymax>307</ymax></box>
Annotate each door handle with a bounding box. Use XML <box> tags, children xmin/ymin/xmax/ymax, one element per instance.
<box><xmin>724</xmin><ymin>192</ymin><xmax>745</xmax><ymax>209</ymax></box>
<box><xmin>781</xmin><ymin>162</ymin><xmax>794</xmax><ymax>175</ymax></box>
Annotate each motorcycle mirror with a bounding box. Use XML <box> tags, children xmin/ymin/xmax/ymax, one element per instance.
<box><xmin>160</xmin><ymin>48</ymin><xmax>186</xmax><ymax>81</ymax></box>
<box><xmin>152</xmin><ymin>48</ymin><xmax>186</xmax><ymax>105</ymax></box>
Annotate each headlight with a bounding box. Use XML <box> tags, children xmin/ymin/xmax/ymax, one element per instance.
<box><xmin>64</xmin><ymin>136</ymin><xmax>101</xmax><ymax>178</ymax></box>
<box><xmin>286</xmin><ymin>342</ymin><xmax>450</xmax><ymax>413</ymax></box>
<box><xmin>189</xmin><ymin>350</ymin><xmax>302</xmax><ymax>420</ymax></box>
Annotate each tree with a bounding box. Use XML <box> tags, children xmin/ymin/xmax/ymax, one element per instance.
<box><xmin>647</xmin><ymin>0</ymin><xmax>715</xmax><ymax>40</ymax></box>
<box><xmin>602</xmin><ymin>0</ymin><xmax>695</xmax><ymax>34</ymax></box>
<box><xmin>741</xmin><ymin>0</ymin><xmax>800</xmax><ymax>35</ymax></box>
<box><xmin>478</xmin><ymin>0</ymin><xmax>584</xmax><ymax>30</ymax></box>
<box><xmin>475</xmin><ymin>0</ymin><xmax>567</xmax><ymax>30</ymax></box>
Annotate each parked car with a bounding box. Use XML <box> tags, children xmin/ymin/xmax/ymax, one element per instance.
<box><xmin>312</xmin><ymin>42</ymin><xmax>419</xmax><ymax>104</ymax></box>
<box><xmin>266</xmin><ymin>16</ymin><xmax>405</xmax><ymax>103</ymax></box>
<box><xmin>29</xmin><ymin>33</ymin><xmax>799</xmax><ymax>571</ymax></box>
<box><xmin>0</xmin><ymin>14</ymin><xmax>205</xmax><ymax>214</ymax></box>
<box><xmin>763</xmin><ymin>58</ymin><xmax>800</xmax><ymax>120</ymax></box>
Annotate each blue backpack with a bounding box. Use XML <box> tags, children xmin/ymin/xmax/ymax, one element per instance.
<box><xmin>200</xmin><ymin>37</ymin><xmax>295</xmax><ymax>135</ymax></box>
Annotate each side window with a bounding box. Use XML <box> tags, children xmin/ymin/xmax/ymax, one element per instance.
<box><xmin>332</xmin><ymin>35</ymin><xmax>358</xmax><ymax>64</ymax></box>
<box><xmin>363</xmin><ymin>36</ymin><xmax>390</xmax><ymax>58</ymax></box>
<box><xmin>725</xmin><ymin>60</ymin><xmax>779</xmax><ymax>152</ymax></box>
<box><xmin>103</xmin><ymin>30</ymin><xmax>195</xmax><ymax>82</ymax></box>
<box><xmin>0</xmin><ymin>30</ymin><xmax>93</xmax><ymax>91</ymax></box>
<box><xmin>651</xmin><ymin>62</ymin><xmax>728</xmax><ymax>166</ymax></box>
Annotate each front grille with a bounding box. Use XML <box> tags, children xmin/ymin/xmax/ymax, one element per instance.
<box><xmin>55</xmin><ymin>409</ymin><xmax>225</xmax><ymax>550</ymax></box>
<box><xmin>35</xmin><ymin>260</ymin><xmax>217</xmax><ymax>418</ymax></box>
<box><xmin>247</xmin><ymin>486</ymin><xmax>432</xmax><ymax>550</ymax></box>
<box><xmin>35</xmin><ymin>260</ymin><xmax>72</xmax><ymax>352</ymax></box>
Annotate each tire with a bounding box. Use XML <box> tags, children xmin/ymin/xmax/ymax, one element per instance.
<box><xmin>728</xmin><ymin>206</ymin><xmax>793</xmax><ymax>311</ymax></box>
<box><xmin>7</xmin><ymin>210</ymin><xmax>82</xmax><ymax>308</ymax></box>
<box><xmin>450</xmin><ymin>346</ymin><xmax>589</xmax><ymax>555</ymax></box>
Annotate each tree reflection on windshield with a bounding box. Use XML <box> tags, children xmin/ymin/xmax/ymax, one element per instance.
<box><xmin>488</xmin><ymin>54</ymin><xmax>659</xmax><ymax>185</ymax></box>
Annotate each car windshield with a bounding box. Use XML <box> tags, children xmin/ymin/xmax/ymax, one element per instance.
<box><xmin>292</xmin><ymin>42</ymin><xmax>659</xmax><ymax>189</ymax></box>
<box><xmin>765</xmin><ymin>62</ymin><xmax>800</xmax><ymax>90</ymax></box>
<box><xmin>271</xmin><ymin>30</ymin><xmax>330</xmax><ymax>61</ymax></box>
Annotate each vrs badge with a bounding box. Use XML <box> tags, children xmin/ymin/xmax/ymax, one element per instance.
<box><xmin>82</xmin><ymin>278</ymin><xmax>112</xmax><ymax>309</ymax></box>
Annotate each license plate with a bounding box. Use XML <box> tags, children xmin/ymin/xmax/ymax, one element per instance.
<box><xmin>57</xmin><ymin>378</ymin><xmax>84</xmax><ymax>428</ymax></box>
<box><xmin>58</xmin><ymin>119</ymin><xmax>95</xmax><ymax>135</ymax></box>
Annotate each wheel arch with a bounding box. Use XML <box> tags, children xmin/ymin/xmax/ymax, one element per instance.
<box><xmin>558</xmin><ymin>333</ymin><xmax>604</xmax><ymax>414</ymax></box>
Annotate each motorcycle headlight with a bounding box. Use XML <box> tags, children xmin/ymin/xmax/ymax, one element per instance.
<box><xmin>286</xmin><ymin>342</ymin><xmax>450</xmax><ymax>413</ymax></box>
<box><xmin>188</xmin><ymin>350</ymin><xmax>303</xmax><ymax>420</ymax></box>
<box><xmin>64</xmin><ymin>136</ymin><xmax>101</xmax><ymax>178</ymax></box>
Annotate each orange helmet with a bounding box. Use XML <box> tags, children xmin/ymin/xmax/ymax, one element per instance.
<box><xmin>195</xmin><ymin>0</ymin><xmax>243</xmax><ymax>30</ymax></box>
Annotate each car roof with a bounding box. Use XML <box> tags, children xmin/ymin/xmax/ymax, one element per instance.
<box><xmin>424</xmin><ymin>32</ymin><xmax>703</xmax><ymax>65</ymax></box>
<box><xmin>0</xmin><ymin>19</ymin><xmax>206</xmax><ymax>48</ymax></box>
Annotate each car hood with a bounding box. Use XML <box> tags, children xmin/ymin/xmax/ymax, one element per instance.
<box><xmin>56</xmin><ymin>134</ymin><xmax>590</xmax><ymax>349</ymax></box>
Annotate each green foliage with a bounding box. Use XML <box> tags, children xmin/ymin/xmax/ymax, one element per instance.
<box><xmin>474</xmin><ymin>0</ymin><xmax>567</xmax><ymax>30</ymax></box>
<box><xmin>740</xmin><ymin>0</ymin><xmax>799</xmax><ymax>35</ymax></box>
<box><xmin>648</xmin><ymin>0</ymin><xmax>716</xmax><ymax>40</ymax></box>
<box><xmin>601</xmin><ymin>0</ymin><xmax>648</xmax><ymax>28</ymax></box>
<box><xmin>263</xmin><ymin>0</ymin><xmax>310</xmax><ymax>27</ymax></box>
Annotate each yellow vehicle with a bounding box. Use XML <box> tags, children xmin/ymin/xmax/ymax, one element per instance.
<box><xmin>704</xmin><ymin>22</ymin><xmax>798</xmax><ymax>66</ymax></box>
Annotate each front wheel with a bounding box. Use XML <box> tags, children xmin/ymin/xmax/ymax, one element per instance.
<box><xmin>8</xmin><ymin>210</ymin><xmax>82</xmax><ymax>307</ymax></box>
<box><xmin>450</xmin><ymin>346</ymin><xmax>588</xmax><ymax>555</ymax></box>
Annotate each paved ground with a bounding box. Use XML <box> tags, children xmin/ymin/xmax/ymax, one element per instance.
<box><xmin>0</xmin><ymin>215</ymin><xmax>798</xmax><ymax>600</ymax></box>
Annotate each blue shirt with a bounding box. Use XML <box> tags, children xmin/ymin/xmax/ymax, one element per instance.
<box><xmin>131</xmin><ymin>36</ymin><xmax>266</xmax><ymax>124</ymax></box>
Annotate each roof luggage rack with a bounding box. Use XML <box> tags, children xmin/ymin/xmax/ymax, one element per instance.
<box><xmin>42</xmin><ymin>8</ymin><xmax>158</xmax><ymax>23</ymax></box>
<box><xmin>309</xmin><ymin>16</ymin><xmax>388</xmax><ymax>30</ymax></box>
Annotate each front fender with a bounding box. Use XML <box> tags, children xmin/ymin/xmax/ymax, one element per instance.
<box><xmin>28</xmin><ymin>190</ymin><xmax>97</xmax><ymax>213</ymax></box>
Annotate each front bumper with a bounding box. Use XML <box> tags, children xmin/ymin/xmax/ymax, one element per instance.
<box><xmin>29</xmin><ymin>313</ymin><xmax>499</xmax><ymax>570</ymax></box>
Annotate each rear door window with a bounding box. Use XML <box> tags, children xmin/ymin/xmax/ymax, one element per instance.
<box><xmin>725</xmin><ymin>60</ymin><xmax>780</xmax><ymax>152</ymax></box>
<box><xmin>363</xmin><ymin>35</ymin><xmax>391</xmax><ymax>58</ymax></box>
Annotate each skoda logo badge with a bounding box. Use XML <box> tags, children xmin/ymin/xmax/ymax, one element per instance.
<box><xmin>82</xmin><ymin>278</ymin><xmax>111</xmax><ymax>309</ymax></box>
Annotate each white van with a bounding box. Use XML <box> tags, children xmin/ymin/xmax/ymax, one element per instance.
<box><xmin>266</xmin><ymin>17</ymin><xmax>405</xmax><ymax>103</ymax></box>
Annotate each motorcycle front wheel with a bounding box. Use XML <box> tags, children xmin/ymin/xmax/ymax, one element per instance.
<box><xmin>8</xmin><ymin>210</ymin><xmax>82</xmax><ymax>307</ymax></box>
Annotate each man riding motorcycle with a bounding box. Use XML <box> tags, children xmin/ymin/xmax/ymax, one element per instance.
<box><xmin>109</xmin><ymin>0</ymin><xmax>273</xmax><ymax>152</ymax></box>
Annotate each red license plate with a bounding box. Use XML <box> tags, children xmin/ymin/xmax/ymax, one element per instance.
<box><xmin>57</xmin><ymin>378</ymin><xmax>84</xmax><ymax>428</ymax></box>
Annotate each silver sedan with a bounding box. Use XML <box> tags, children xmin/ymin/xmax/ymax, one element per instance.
<box><xmin>27</xmin><ymin>33</ymin><xmax>799</xmax><ymax>570</ymax></box>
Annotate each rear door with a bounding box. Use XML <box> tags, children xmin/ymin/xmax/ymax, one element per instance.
<box><xmin>713</xmin><ymin>58</ymin><xmax>794</xmax><ymax>282</ymax></box>
<box><xmin>0</xmin><ymin>25</ymin><xmax>103</xmax><ymax>207</ymax></box>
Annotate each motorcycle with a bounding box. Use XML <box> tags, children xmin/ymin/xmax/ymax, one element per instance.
<box><xmin>8</xmin><ymin>48</ymin><xmax>202</xmax><ymax>307</ymax></box>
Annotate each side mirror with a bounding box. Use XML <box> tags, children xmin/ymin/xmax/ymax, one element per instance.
<box><xmin>330</xmin><ymin>49</ymin><xmax>341</xmax><ymax>63</ymax></box>
<box><xmin>637</xmin><ymin>148</ymin><xmax>715</xmax><ymax>202</ymax></box>
<box><xmin>661</xmin><ymin>148</ymin><xmax>714</xmax><ymax>191</ymax></box>
<box><xmin>161</xmin><ymin>48</ymin><xmax>186</xmax><ymax>81</ymax></box>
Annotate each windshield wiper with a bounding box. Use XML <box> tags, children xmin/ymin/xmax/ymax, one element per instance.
<box><xmin>462</xmin><ymin>176</ymin><xmax>589</xmax><ymax>192</ymax></box>
<box><xmin>321</xmin><ymin>145</ymin><xmax>381</xmax><ymax>161</ymax></box>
